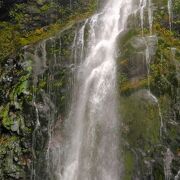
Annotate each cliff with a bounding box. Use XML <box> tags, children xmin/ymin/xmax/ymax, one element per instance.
<box><xmin>0</xmin><ymin>0</ymin><xmax>179</xmax><ymax>179</ymax></box>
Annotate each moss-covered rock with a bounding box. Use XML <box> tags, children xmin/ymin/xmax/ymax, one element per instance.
<box><xmin>117</xmin><ymin>0</ymin><xmax>179</xmax><ymax>179</ymax></box>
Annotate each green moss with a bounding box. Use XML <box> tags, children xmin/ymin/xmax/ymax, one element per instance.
<box><xmin>1</xmin><ymin>104</ymin><xmax>25</xmax><ymax>133</ymax></box>
<box><xmin>0</xmin><ymin>58</ymin><xmax>31</xmax><ymax>132</ymax></box>
<box><xmin>1</xmin><ymin>105</ymin><xmax>14</xmax><ymax>130</ymax></box>
<box><xmin>0</xmin><ymin>135</ymin><xmax>26</xmax><ymax>179</ymax></box>
<box><xmin>0</xmin><ymin>0</ymin><xmax>97</xmax><ymax>62</ymax></box>
<box><xmin>0</xmin><ymin>22</ymin><xmax>21</xmax><ymax>61</ymax></box>
<box><xmin>10</xmin><ymin>74</ymin><xmax>29</xmax><ymax>103</ymax></box>
<box><xmin>119</xmin><ymin>1</ymin><xmax>180</xmax><ymax>177</ymax></box>
<box><xmin>9</xmin><ymin>4</ymin><xmax>26</xmax><ymax>26</ymax></box>
<box><xmin>0</xmin><ymin>135</ymin><xmax>19</xmax><ymax>156</ymax></box>
<box><xmin>117</xmin><ymin>29</ymin><xmax>139</xmax><ymax>59</ymax></box>
<box><xmin>40</xmin><ymin>4</ymin><xmax>52</xmax><ymax>12</ymax></box>
<box><xmin>123</xmin><ymin>150</ymin><xmax>134</xmax><ymax>180</ymax></box>
<box><xmin>150</xmin><ymin>23</ymin><xmax>179</xmax><ymax>97</ymax></box>
<box><xmin>120</xmin><ymin>95</ymin><xmax>160</xmax><ymax>149</ymax></box>
<box><xmin>120</xmin><ymin>78</ymin><xmax>149</xmax><ymax>94</ymax></box>
<box><xmin>19</xmin><ymin>11</ymin><xmax>94</xmax><ymax>46</ymax></box>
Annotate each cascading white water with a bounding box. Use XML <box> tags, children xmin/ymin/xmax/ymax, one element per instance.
<box><xmin>57</xmin><ymin>0</ymin><xmax>135</xmax><ymax>180</ymax></box>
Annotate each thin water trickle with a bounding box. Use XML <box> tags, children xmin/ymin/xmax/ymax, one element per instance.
<box><xmin>52</xmin><ymin>38</ymin><xmax>57</xmax><ymax>65</ymax></box>
<box><xmin>28</xmin><ymin>40</ymin><xmax>51</xmax><ymax>180</ymax></box>
<box><xmin>139</xmin><ymin>0</ymin><xmax>147</xmax><ymax>36</ymax></box>
<box><xmin>147</xmin><ymin>90</ymin><xmax>164</xmax><ymax>137</ymax></box>
<box><xmin>168</xmin><ymin>0</ymin><xmax>173</xmax><ymax>31</ymax></box>
<box><xmin>79</xmin><ymin>20</ymin><xmax>88</xmax><ymax>63</ymax></box>
<box><xmin>141</xmin><ymin>33</ymin><xmax>165</xmax><ymax>139</ymax></box>
<box><xmin>30</xmin><ymin>43</ymin><xmax>48</xmax><ymax>180</ymax></box>
<box><xmin>148</xmin><ymin>0</ymin><xmax>153</xmax><ymax>35</ymax></box>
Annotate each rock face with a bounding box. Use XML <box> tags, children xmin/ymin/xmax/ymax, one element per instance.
<box><xmin>0</xmin><ymin>0</ymin><xmax>97</xmax><ymax>179</ymax></box>
<box><xmin>0</xmin><ymin>0</ymin><xmax>179</xmax><ymax>179</ymax></box>
<box><xmin>0</xmin><ymin>55</ymin><xmax>33</xmax><ymax>179</ymax></box>
<box><xmin>0</xmin><ymin>0</ymin><xmax>26</xmax><ymax>20</ymax></box>
<box><xmin>117</xmin><ymin>0</ymin><xmax>180</xmax><ymax>179</ymax></box>
<box><xmin>0</xmin><ymin>0</ymin><xmax>90</xmax><ymax>21</ymax></box>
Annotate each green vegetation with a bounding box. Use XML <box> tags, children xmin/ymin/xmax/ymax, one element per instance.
<box><xmin>0</xmin><ymin>0</ymin><xmax>97</xmax><ymax>62</ymax></box>
<box><xmin>123</xmin><ymin>150</ymin><xmax>135</xmax><ymax>180</ymax></box>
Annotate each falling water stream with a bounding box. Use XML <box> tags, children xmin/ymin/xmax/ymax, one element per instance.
<box><xmin>54</xmin><ymin>0</ymin><xmax>136</xmax><ymax>180</ymax></box>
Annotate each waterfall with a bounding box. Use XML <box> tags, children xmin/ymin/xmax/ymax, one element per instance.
<box><xmin>55</xmin><ymin>0</ymin><xmax>136</xmax><ymax>180</ymax></box>
<box><xmin>16</xmin><ymin>0</ymin><xmax>179</xmax><ymax>179</ymax></box>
